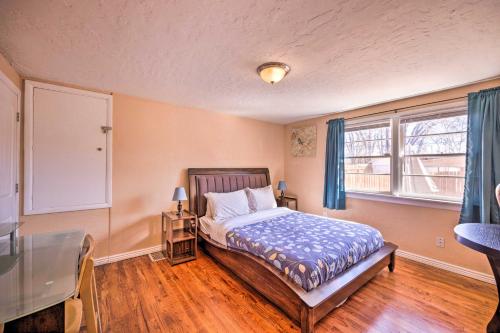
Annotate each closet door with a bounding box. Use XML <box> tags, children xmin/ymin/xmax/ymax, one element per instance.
<box><xmin>24</xmin><ymin>81</ymin><xmax>112</xmax><ymax>215</ymax></box>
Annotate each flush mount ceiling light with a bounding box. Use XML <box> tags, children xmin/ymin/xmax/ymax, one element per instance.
<box><xmin>257</xmin><ymin>62</ymin><xmax>290</xmax><ymax>84</ymax></box>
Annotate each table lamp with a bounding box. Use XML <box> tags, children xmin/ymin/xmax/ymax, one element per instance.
<box><xmin>172</xmin><ymin>187</ymin><xmax>187</xmax><ymax>216</ymax></box>
<box><xmin>277</xmin><ymin>180</ymin><xmax>287</xmax><ymax>200</ymax></box>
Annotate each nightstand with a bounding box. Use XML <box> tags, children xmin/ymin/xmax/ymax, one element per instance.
<box><xmin>276</xmin><ymin>196</ymin><xmax>298</xmax><ymax>211</ymax></box>
<box><xmin>161</xmin><ymin>210</ymin><xmax>198</xmax><ymax>265</ymax></box>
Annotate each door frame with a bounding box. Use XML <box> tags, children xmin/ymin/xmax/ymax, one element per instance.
<box><xmin>0</xmin><ymin>70</ymin><xmax>21</xmax><ymax>222</ymax></box>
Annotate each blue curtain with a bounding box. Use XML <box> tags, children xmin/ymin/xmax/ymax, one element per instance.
<box><xmin>323</xmin><ymin>119</ymin><xmax>346</xmax><ymax>210</ymax></box>
<box><xmin>460</xmin><ymin>87</ymin><xmax>500</xmax><ymax>224</ymax></box>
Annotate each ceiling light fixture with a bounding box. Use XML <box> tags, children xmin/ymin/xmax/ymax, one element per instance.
<box><xmin>257</xmin><ymin>62</ymin><xmax>290</xmax><ymax>84</ymax></box>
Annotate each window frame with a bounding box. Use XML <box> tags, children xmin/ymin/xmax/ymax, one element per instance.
<box><xmin>344</xmin><ymin>99</ymin><xmax>467</xmax><ymax>210</ymax></box>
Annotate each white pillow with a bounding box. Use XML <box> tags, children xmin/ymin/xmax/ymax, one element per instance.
<box><xmin>204</xmin><ymin>189</ymin><xmax>250</xmax><ymax>222</ymax></box>
<box><xmin>204</xmin><ymin>197</ymin><xmax>213</xmax><ymax>218</ymax></box>
<box><xmin>245</xmin><ymin>185</ymin><xmax>277</xmax><ymax>212</ymax></box>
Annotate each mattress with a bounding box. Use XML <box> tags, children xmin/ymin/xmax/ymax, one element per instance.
<box><xmin>201</xmin><ymin>208</ymin><xmax>385</xmax><ymax>291</ymax></box>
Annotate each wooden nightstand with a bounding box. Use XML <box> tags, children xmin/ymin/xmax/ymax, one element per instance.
<box><xmin>161</xmin><ymin>210</ymin><xmax>198</xmax><ymax>265</ymax></box>
<box><xmin>276</xmin><ymin>196</ymin><xmax>298</xmax><ymax>211</ymax></box>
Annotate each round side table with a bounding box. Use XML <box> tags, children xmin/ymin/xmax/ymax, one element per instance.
<box><xmin>454</xmin><ymin>223</ymin><xmax>500</xmax><ymax>333</ymax></box>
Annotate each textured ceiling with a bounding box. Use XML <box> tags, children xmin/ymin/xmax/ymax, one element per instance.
<box><xmin>0</xmin><ymin>1</ymin><xmax>499</xmax><ymax>124</ymax></box>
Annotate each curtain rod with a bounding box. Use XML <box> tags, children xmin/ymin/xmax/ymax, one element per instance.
<box><xmin>325</xmin><ymin>96</ymin><xmax>466</xmax><ymax>124</ymax></box>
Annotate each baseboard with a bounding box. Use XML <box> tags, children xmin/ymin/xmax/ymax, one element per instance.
<box><xmin>396</xmin><ymin>249</ymin><xmax>495</xmax><ymax>285</ymax></box>
<box><xmin>94</xmin><ymin>245</ymin><xmax>496</xmax><ymax>285</ymax></box>
<box><xmin>95</xmin><ymin>245</ymin><xmax>162</xmax><ymax>266</ymax></box>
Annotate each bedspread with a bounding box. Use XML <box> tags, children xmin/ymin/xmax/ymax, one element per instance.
<box><xmin>226</xmin><ymin>211</ymin><xmax>384</xmax><ymax>291</ymax></box>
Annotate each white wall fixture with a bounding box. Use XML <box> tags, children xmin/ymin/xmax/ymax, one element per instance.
<box><xmin>0</xmin><ymin>71</ymin><xmax>20</xmax><ymax>223</ymax></box>
<box><xmin>24</xmin><ymin>81</ymin><xmax>113</xmax><ymax>215</ymax></box>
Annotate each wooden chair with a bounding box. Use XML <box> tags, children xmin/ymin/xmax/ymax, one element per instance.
<box><xmin>65</xmin><ymin>234</ymin><xmax>102</xmax><ymax>333</ymax></box>
<box><xmin>64</xmin><ymin>298</ymin><xmax>82</xmax><ymax>333</ymax></box>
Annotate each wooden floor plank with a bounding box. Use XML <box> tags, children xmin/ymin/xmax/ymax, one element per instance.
<box><xmin>90</xmin><ymin>252</ymin><xmax>496</xmax><ymax>333</ymax></box>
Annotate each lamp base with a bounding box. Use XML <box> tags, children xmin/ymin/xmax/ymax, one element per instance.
<box><xmin>177</xmin><ymin>201</ymin><xmax>183</xmax><ymax>216</ymax></box>
<box><xmin>280</xmin><ymin>191</ymin><xmax>285</xmax><ymax>201</ymax></box>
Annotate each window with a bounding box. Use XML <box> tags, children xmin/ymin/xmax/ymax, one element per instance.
<box><xmin>344</xmin><ymin>100</ymin><xmax>467</xmax><ymax>202</ymax></box>
<box><xmin>400</xmin><ymin>111</ymin><xmax>467</xmax><ymax>201</ymax></box>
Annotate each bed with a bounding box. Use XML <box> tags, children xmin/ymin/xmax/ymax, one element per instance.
<box><xmin>188</xmin><ymin>168</ymin><xmax>398</xmax><ymax>333</ymax></box>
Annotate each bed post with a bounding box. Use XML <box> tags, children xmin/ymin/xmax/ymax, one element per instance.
<box><xmin>388</xmin><ymin>250</ymin><xmax>396</xmax><ymax>272</ymax></box>
<box><xmin>300</xmin><ymin>304</ymin><xmax>314</xmax><ymax>333</ymax></box>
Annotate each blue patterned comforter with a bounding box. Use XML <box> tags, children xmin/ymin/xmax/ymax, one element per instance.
<box><xmin>226</xmin><ymin>211</ymin><xmax>384</xmax><ymax>291</ymax></box>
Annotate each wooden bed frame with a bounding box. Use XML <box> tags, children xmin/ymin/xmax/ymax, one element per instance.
<box><xmin>188</xmin><ymin>168</ymin><xmax>398</xmax><ymax>333</ymax></box>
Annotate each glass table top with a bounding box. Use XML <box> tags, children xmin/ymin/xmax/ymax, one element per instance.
<box><xmin>0</xmin><ymin>230</ymin><xmax>85</xmax><ymax>323</ymax></box>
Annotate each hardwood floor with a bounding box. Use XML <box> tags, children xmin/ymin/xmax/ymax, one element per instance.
<box><xmin>93</xmin><ymin>251</ymin><xmax>496</xmax><ymax>333</ymax></box>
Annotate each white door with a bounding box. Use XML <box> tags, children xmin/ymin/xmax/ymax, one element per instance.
<box><xmin>0</xmin><ymin>73</ymin><xmax>20</xmax><ymax>223</ymax></box>
<box><xmin>24</xmin><ymin>81</ymin><xmax>112</xmax><ymax>215</ymax></box>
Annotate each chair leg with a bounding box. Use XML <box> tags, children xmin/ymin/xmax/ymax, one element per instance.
<box><xmin>92</xmin><ymin>273</ymin><xmax>103</xmax><ymax>333</ymax></box>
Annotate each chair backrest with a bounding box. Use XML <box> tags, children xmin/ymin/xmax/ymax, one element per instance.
<box><xmin>76</xmin><ymin>234</ymin><xmax>102</xmax><ymax>333</ymax></box>
<box><xmin>80</xmin><ymin>257</ymin><xmax>100</xmax><ymax>333</ymax></box>
<box><xmin>76</xmin><ymin>234</ymin><xmax>95</xmax><ymax>297</ymax></box>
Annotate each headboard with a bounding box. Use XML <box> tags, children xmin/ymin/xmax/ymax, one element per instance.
<box><xmin>188</xmin><ymin>168</ymin><xmax>271</xmax><ymax>217</ymax></box>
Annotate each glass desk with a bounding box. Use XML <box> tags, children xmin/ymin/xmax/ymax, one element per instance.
<box><xmin>0</xmin><ymin>230</ymin><xmax>85</xmax><ymax>324</ymax></box>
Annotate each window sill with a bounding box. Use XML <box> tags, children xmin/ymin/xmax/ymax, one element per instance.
<box><xmin>346</xmin><ymin>191</ymin><xmax>462</xmax><ymax>211</ymax></box>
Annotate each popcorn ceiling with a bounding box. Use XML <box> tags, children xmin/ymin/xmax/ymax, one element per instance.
<box><xmin>0</xmin><ymin>0</ymin><xmax>499</xmax><ymax>124</ymax></box>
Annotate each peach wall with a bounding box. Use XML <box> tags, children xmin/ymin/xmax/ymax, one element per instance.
<box><xmin>110</xmin><ymin>94</ymin><xmax>285</xmax><ymax>255</ymax></box>
<box><xmin>285</xmin><ymin>78</ymin><xmax>500</xmax><ymax>275</ymax></box>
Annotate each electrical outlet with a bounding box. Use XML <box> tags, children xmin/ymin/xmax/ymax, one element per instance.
<box><xmin>435</xmin><ymin>236</ymin><xmax>445</xmax><ymax>248</ymax></box>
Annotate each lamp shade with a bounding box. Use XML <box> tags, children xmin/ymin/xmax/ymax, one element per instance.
<box><xmin>172</xmin><ymin>187</ymin><xmax>187</xmax><ymax>201</ymax></box>
<box><xmin>277</xmin><ymin>180</ymin><xmax>287</xmax><ymax>191</ymax></box>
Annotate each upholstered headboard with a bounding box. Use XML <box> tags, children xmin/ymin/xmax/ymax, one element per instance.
<box><xmin>188</xmin><ymin>168</ymin><xmax>271</xmax><ymax>217</ymax></box>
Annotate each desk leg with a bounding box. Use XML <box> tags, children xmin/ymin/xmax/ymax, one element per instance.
<box><xmin>9</xmin><ymin>230</ymin><xmax>17</xmax><ymax>256</ymax></box>
<box><xmin>487</xmin><ymin>255</ymin><xmax>500</xmax><ymax>333</ymax></box>
<box><xmin>4</xmin><ymin>301</ymin><xmax>64</xmax><ymax>332</ymax></box>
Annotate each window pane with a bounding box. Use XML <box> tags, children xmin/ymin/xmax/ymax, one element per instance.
<box><xmin>401</xmin><ymin>175</ymin><xmax>464</xmax><ymax>200</ymax></box>
<box><xmin>403</xmin><ymin>132</ymin><xmax>466</xmax><ymax>155</ymax></box>
<box><xmin>346</xmin><ymin>157</ymin><xmax>390</xmax><ymax>174</ymax></box>
<box><xmin>344</xmin><ymin>122</ymin><xmax>392</xmax><ymax>193</ymax></box>
<box><xmin>402</xmin><ymin>114</ymin><xmax>467</xmax><ymax>136</ymax></box>
<box><xmin>345</xmin><ymin>140</ymin><xmax>391</xmax><ymax>157</ymax></box>
<box><xmin>403</xmin><ymin>156</ymin><xmax>465</xmax><ymax>177</ymax></box>
<box><xmin>346</xmin><ymin>174</ymin><xmax>390</xmax><ymax>192</ymax></box>
<box><xmin>346</xmin><ymin>157</ymin><xmax>390</xmax><ymax>192</ymax></box>
<box><xmin>345</xmin><ymin>123</ymin><xmax>391</xmax><ymax>158</ymax></box>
